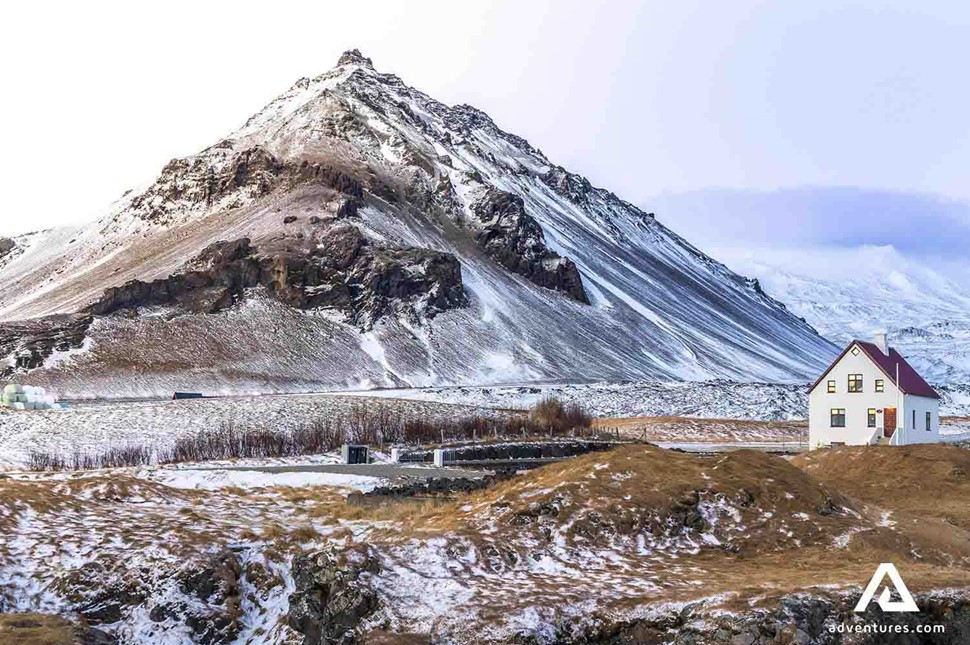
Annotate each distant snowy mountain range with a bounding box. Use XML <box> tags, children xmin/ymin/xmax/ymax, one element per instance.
<box><xmin>0</xmin><ymin>50</ymin><xmax>836</xmax><ymax>397</ymax></box>
<box><xmin>714</xmin><ymin>245</ymin><xmax>970</xmax><ymax>383</ymax></box>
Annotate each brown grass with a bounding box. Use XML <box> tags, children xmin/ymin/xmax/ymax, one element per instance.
<box><xmin>792</xmin><ymin>444</ymin><xmax>970</xmax><ymax>565</ymax></box>
<box><xmin>6</xmin><ymin>442</ymin><xmax>970</xmax><ymax>631</ymax></box>
<box><xmin>594</xmin><ymin>415</ymin><xmax>807</xmax><ymax>443</ymax></box>
<box><xmin>0</xmin><ymin>614</ymin><xmax>75</xmax><ymax>645</ymax></box>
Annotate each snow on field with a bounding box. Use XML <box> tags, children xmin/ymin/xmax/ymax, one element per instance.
<box><xmin>3</xmin><ymin>380</ymin><xmax>968</xmax><ymax>469</ymax></box>
<box><xmin>940</xmin><ymin>417</ymin><xmax>970</xmax><ymax>443</ymax></box>
<box><xmin>362</xmin><ymin>380</ymin><xmax>811</xmax><ymax>419</ymax></box>
<box><xmin>362</xmin><ymin>380</ymin><xmax>970</xmax><ymax>420</ymax></box>
<box><xmin>142</xmin><ymin>467</ymin><xmax>387</xmax><ymax>492</ymax></box>
<box><xmin>0</xmin><ymin>393</ymin><xmax>489</xmax><ymax>469</ymax></box>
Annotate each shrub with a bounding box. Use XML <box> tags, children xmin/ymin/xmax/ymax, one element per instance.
<box><xmin>529</xmin><ymin>397</ymin><xmax>593</xmax><ymax>436</ymax></box>
<box><xmin>23</xmin><ymin>398</ymin><xmax>594</xmax><ymax>471</ymax></box>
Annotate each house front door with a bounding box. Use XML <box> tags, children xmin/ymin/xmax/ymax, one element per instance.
<box><xmin>884</xmin><ymin>407</ymin><xmax>897</xmax><ymax>437</ymax></box>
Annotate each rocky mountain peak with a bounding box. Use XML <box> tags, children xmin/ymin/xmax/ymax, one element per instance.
<box><xmin>0</xmin><ymin>48</ymin><xmax>837</xmax><ymax>388</ymax></box>
<box><xmin>336</xmin><ymin>48</ymin><xmax>374</xmax><ymax>68</ymax></box>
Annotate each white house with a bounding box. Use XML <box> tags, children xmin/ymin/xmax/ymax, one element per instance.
<box><xmin>808</xmin><ymin>333</ymin><xmax>940</xmax><ymax>448</ymax></box>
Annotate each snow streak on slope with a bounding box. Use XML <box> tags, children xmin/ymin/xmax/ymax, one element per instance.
<box><xmin>717</xmin><ymin>246</ymin><xmax>970</xmax><ymax>383</ymax></box>
<box><xmin>0</xmin><ymin>51</ymin><xmax>834</xmax><ymax>396</ymax></box>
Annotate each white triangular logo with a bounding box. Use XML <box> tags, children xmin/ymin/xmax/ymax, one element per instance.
<box><xmin>853</xmin><ymin>563</ymin><xmax>919</xmax><ymax>613</ymax></box>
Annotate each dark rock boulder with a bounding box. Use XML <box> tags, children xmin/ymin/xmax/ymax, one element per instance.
<box><xmin>471</xmin><ymin>188</ymin><xmax>588</xmax><ymax>304</ymax></box>
<box><xmin>288</xmin><ymin>549</ymin><xmax>381</xmax><ymax>645</ymax></box>
<box><xmin>175</xmin><ymin>549</ymin><xmax>244</xmax><ymax>645</ymax></box>
<box><xmin>65</xmin><ymin>561</ymin><xmax>147</xmax><ymax>626</ymax></box>
<box><xmin>335</xmin><ymin>197</ymin><xmax>362</xmax><ymax>219</ymax></box>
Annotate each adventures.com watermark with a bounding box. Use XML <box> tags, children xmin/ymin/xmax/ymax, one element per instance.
<box><xmin>827</xmin><ymin>563</ymin><xmax>945</xmax><ymax>636</ymax></box>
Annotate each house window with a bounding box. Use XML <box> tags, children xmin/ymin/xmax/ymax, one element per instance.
<box><xmin>848</xmin><ymin>374</ymin><xmax>863</xmax><ymax>393</ymax></box>
<box><xmin>830</xmin><ymin>408</ymin><xmax>846</xmax><ymax>427</ymax></box>
<box><xmin>875</xmin><ymin>379</ymin><xmax>884</xmax><ymax>393</ymax></box>
<box><xmin>867</xmin><ymin>409</ymin><xmax>877</xmax><ymax>428</ymax></box>
<box><xmin>926</xmin><ymin>411</ymin><xmax>932</xmax><ymax>431</ymax></box>
<box><xmin>851</xmin><ymin>346</ymin><xmax>860</xmax><ymax>356</ymax></box>
<box><xmin>912</xmin><ymin>410</ymin><xmax>916</xmax><ymax>429</ymax></box>
<box><xmin>827</xmin><ymin>380</ymin><xmax>836</xmax><ymax>393</ymax></box>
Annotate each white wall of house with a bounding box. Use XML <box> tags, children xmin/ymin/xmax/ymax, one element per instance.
<box><xmin>808</xmin><ymin>342</ymin><xmax>938</xmax><ymax>447</ymax></box>
<box><xmin>896</xmin><ymin>394</ymin><xmax>940</xmax><ymax>445</ymax></box>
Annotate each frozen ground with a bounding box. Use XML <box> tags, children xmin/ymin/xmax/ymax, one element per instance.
<box><xmin>353</xmin><ymin>380</ymin><xmax>812</xmax><ymax>419</ymax></box>
<box><xmin>3</xmin><ymin>444</ymin><xmax>970</xmax><ymax>643</ymax></box>
<box><xmin>0</xmin><ymin>393</ymin><xmax>490</xmax><ymax>469</ymax></box>
<box><xmin>142</xmin><ymin>467</ymin><xmax>388</xmax><ymax>492</ymax></box>
<box><xmin>361</xmin><ymin>380</ymin><xmax>970</xmax><ymax>419</ymax></box>
<box><xmin>3</xmin><ymin>381</ymin><xmax>968</xmax><ymax>469</ymax></box>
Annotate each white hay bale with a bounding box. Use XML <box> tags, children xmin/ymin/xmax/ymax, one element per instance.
<box><xmin>11</xmin><ymin>402</ymin><xmax>25</xmax><ymax>410</ymax></box>
<box><xmin>3</xmin><ymin>383</ymin><xmax>23</xmax><ymax>395</ymax></box>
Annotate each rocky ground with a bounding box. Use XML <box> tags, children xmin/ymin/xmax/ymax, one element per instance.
<box><xmin>1</xmin><ymin>443</ymin><xmax>970</xmax><ymax>643</ymax></box>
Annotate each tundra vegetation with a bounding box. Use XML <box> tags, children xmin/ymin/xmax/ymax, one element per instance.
<box><xmin>3</xmin><ymin>444</ymin><xmax>970</xmax><ymax>643</ymax></box>
<box><xmin>25</xmin><ymin>397</ymin><xmax>596</xmax><ymax>471</ymax></box>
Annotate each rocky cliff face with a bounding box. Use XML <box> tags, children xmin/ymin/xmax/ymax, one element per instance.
<box><xmin>288</xmin><ymin>549</ymin><xmax>380</xmax><ymax>645</ymax></box>
<box><xmin>470</xmin><ymin>188</ymin><xmax>588</xmax><ymax>303</ymax></box>
<box><xmin>89</xmin><ymin>227</ymin><xmax>465</xmax><ymax>328</ymax></box>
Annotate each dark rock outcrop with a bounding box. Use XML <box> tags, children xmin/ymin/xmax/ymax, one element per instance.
<box><xmin>88</xmin><ymin>239</ymin><xmax>261</xmax><ymax>316</ymax></box>
<box><xmin>579</xmin><ymin>592</ymin><xmax>970</xmax><ymax>644</ymax></box>
<box><xmin>176</xmin><ymin>549</ymin><xmax>243</xmax><ymax>645</ymax></box>
<box><xmin>87</xmin><ymin>229</ymin><xmax>466</xmax><ymax>329</ymax></box>
<box><xmin>355</xmin><ymin>474</ymin><xmax>501</xmax><ymax>500</ymax></box>
<box><xmin>66</xmin><ymin>562</ymin><xmax>147</xmax><ymax>626</ymax></box>
<box><xmin>288</xmin><ymin>549</ymin><xmax>380</xmax><ymax>645</ymax></box>
<box><xmin>129</xmin><ymin>145</ymin><xmax>367</xmax><ymax>227</ymax></box>
<box><xmin>0</xmin><ymin>227</ymin><xmax>466</xmax><ymax>375</ymax></box>
<box><xmin>337</xmin><ymin>49</ymin><xmax>374</xmax><ymax>68</ymax></box>
<box><xmin>0</xmin><ymin>237</ymin><xmax>15</xmax><ymax>259</ymax></box>
<box><xmin>0</xmin><ymin>313</ymin><xmax>92</xmax><ymax>377</ymax></box>
<box><xmin>471</xmin><ymin>188</ymin><xmax>588</xmax><ymax>303</ymax></box>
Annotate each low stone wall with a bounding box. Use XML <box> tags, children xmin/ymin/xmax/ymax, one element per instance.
<box><xmin>431</xmin><ymin>439</ymin><xmax>622</xmax><ymax>465</ymax></box>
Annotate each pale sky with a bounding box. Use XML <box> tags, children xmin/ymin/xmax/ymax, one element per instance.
<box><xmin>2</xmin><ymin>0</ymin><xmax>969</xmax><ymax>245</ymax></box>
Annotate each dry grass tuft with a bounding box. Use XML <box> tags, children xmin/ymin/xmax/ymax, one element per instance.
<box><xmin>0</xmin><ymin>613</ymin><xmax>75</xmax><ymax>645</ymax></box>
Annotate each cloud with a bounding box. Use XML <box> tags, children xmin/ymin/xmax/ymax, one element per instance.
<box><xmin>648</xmin><ymin>186</ymin><xmax>970</xmax><ymax>258</ymax></box>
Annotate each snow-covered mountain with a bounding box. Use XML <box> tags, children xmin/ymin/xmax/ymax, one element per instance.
<box><xmin>0</xmin><ymin>50</ymin><xmax>835</xmax><ymax>397</ymax></box>
<box><xmin>717</xmin><ymin>245</ymin><xmax>970</xmax><ymax>383</ymax></box>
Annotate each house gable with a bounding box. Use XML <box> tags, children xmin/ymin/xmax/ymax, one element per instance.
<box><xmin>808</xmin><ymin>340</ymin><xmax>939</xmax><ymax>400</ymax></box>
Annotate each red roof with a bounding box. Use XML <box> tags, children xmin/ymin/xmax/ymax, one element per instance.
<box><xmin>809</xmin><ymin>340</ymin><xmax>940</xmax><ymax>399</ymax></box>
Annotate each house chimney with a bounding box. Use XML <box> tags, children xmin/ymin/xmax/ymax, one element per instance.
<box><xmin>874</xmin><ymin>332</ymin><xmax>888</xmax><ymax>355</ymax></box>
